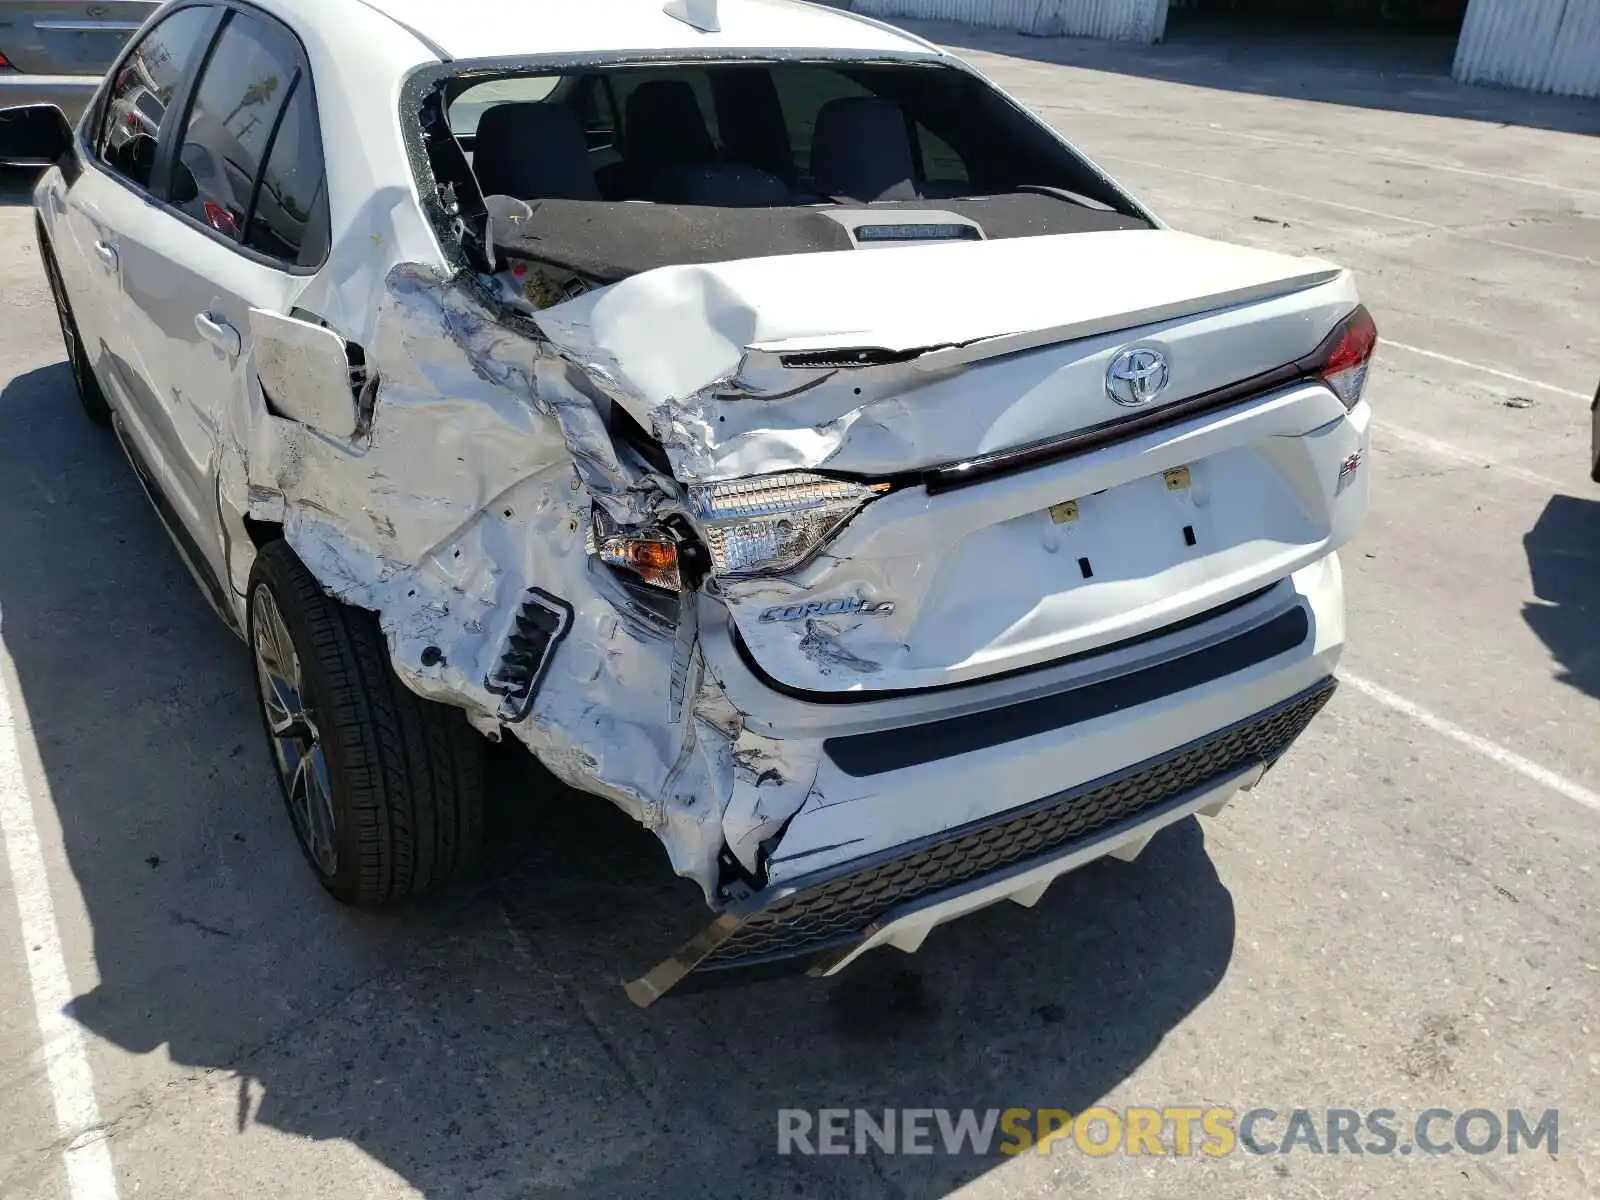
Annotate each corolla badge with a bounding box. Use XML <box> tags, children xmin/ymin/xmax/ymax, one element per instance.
<box><xmin>1106</xmin><ymin>347</ymin><xmax>1171</xmax><ymax>407</ymax></box>
<box><xmin>759</xmin><ymin>594</ymin><xmax>896</xmax><ymax>623</ymax></box>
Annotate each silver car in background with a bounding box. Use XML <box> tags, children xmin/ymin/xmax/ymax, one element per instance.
<box><xmin>0</xmin><ymin>1</ymin><xmax>156</xmax><ymax>120</ymax></box>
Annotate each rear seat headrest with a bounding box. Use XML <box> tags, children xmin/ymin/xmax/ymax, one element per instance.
<box><xmin>624</xmin><ymin>79</ymin><xmax>718</xmax><ymax>188</ymax></box>
<box><xmin>809</xmin><ymin>96</ymin><xmax>919</xmax><ymax>203</ymax></box>
<box><xmin>473</xmin><ymin>102</ymin><xmax>600</xmax><ymax>201</ymax></box>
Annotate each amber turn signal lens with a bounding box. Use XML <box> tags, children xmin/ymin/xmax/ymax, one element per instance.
<box><xmin>599</xmin><ymin>536</ymin><xmax>681</xmax><ymax>591</ymax></box>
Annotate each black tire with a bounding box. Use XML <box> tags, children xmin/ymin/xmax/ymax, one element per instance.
<box><xmin>39</xmin><ymin>230</ymin><xmax>112</xmax><ymax>427</ymax></box>
<box><xmin>247</xmin><ymin>540</ymin><xmax>486</xmax><ymax>906</ymax></box>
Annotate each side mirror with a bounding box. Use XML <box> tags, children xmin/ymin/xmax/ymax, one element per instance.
<box><xmin>0</xmin><ymin>104</ymin><xmax>74</xmax><ymax>167</ymax></box>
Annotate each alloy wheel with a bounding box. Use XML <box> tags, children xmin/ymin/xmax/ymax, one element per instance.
<box><xmin>251</xmin><ymin>585</ymin><xmax>338</xmax><ymax>874</ymax></box>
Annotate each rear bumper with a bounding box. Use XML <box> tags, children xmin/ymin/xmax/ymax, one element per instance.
<box><xmin>627</xmin><ymin>554</ymin><xmax>1345</xmax><ymax>1005</ymax></box>
<box><xmin>0</xmin><ymin>75</ymin><xmax>99</xmax><ymax>121</ymax></box>
<box><xmin>627</xmin><ymin>677</ymin><xmax>1334</xmax><ymax>1006</ymax></box>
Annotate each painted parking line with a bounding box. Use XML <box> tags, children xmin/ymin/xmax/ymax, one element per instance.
<box><xmin>1374</xmin><ymin>420</ymin><xmax>1567</xmax><ymax>490</ymax></box>
<box><xmin>1343</xmin><ymin>670</ymin><xmax>1600</xmax><ymax>816</ymax></box>
<box><xmin>0</xmin><ymin>642</ymin><xmax>119</xmax><ymax>1200</ymax></box>
<box><xmin>1026</xmin><ymin>98</ymin><xmax>1600</xmax><ymax>203</ymax></box>
<box><xmin>1382</xmin><ymin>341</ymin><xmax>1593</xmax><ymax>401</ymax></box>
<box><xmin>1080</xmin><ymin>148</ymin><xmax>1600</xmax><ymax>271</ymax></box>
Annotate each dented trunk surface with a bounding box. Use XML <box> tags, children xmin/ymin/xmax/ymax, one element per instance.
<box><xmin>534</xmin><ymin>229</ymin><xmax>1361</xmax><ymax>695</ymax></box>
<box><xmin>239</xmin><ymin>228</ymin><xmax>1366</xmax><ymax>999</ymax></box>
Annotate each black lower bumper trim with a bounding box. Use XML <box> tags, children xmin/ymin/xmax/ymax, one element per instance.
<box><xmin>824</xmin><ymin>605</ymin><xmax>1310</xmax><ymax>778</ymax></box>
<box><xmin>626</xmin><ymin>677</ymin><xmax>1336</xmax><ymax>1005</ymax></box>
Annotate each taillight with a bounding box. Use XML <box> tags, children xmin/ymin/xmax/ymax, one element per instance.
<box><xmin>1309</xmin><ymin>305</ymin><xmax>1379</xmax><ymax>410</ymax></box>
<box><xmin>689</xmin><ymin>473</ymin><xmax>891</xmax><ymax>578</ymax></box>
<box><xmin>0</xmin><ymin>51</ymin><xmax>10</xmax><ymax>69</ymax></box>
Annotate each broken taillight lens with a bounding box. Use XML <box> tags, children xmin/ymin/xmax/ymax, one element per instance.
<box><xmin>689</xmin><ymin>472</ymin><xmax>891</xmax><ymax>578</ymax></box>
<box><xmin>1312</xmin><ymin>305</ymin><xmax>1379</xmax><ymax>410</ymax></box>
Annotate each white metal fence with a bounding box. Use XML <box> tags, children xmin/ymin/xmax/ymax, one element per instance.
<box><xmin>846</xmin><ymin>0</ymin><xmax>1600</xmax><ymax>99</ymax></box>
<box><xmin>1455</xmin><ymin>0</ymin><xmax>1600</xmax><ymax>98</ymax></box>
<box><xmin>851</xmin><ymin>0</ymin><xmax>1170</xmax><ymax>41</ymax></box>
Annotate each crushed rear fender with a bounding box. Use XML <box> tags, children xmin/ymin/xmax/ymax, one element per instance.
<box><xmin>232</xmin><ymin>263</ymin><xmax>823</xmax><ymax>899</ymax></box>
<box><xmin>226</xmin><ymin>227</ymin><xmax>1360</xmax><ymax>1001</ymax></box>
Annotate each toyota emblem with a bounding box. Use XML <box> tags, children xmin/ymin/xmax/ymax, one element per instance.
<box><xmin>1106</xmin><ymin>347</ymin><xmax>1171</xmax><ymax>407</ymax></box>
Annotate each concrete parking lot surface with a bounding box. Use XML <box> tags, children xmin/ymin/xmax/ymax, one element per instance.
<box><xmin>0</xmin><ymin>22</ymin><xmax>1597</xmax><ymax>1200</ymax></box>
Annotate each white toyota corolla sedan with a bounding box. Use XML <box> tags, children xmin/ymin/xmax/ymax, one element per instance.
<box><xmin>2</xmin><ymin>0</ymin><xmax>1375</xmax><ymax>1003</ymax></box>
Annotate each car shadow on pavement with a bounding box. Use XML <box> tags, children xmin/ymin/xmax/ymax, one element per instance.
<box><xmin>895</xmin><ymin>14</ymin><xmax>1600</xmax><ymax>137</ymax></box>
<box><xmin>0</xmin><ymin>166</ymin><xmax>41</xmax><ymax>207</ymax></box>
<box><xmin>1522</xmin><ymin>493</ymin><xmax>1600</xmax><ymax>702</ymax></box>
<box><xmin>0</xmin><ymin>360</ymin><xmax>1236</xmax><ymax>1198</ymax></box>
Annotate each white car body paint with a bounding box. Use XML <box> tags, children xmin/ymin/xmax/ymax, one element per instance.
<box><xmin>535</xmin><ymin>228</ymin><xmax>1343</xmax><ymax>429</ymax></box>
<box><xmin>25</xmin><ymin>0</ymin><xmax>1373</xmax><ymax>999</ymax></box>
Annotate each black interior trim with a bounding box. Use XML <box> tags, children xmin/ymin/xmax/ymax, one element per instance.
<box><xmin>823</xmin><ymin>605</ymin><xmax>1310</xmax><ymax>777</ymax></box>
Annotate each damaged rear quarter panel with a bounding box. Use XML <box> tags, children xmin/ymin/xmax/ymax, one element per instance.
<box><xmin>235</xmin><ymin>225</ymin><xmax>1354</xmax><ymax>898</ymax></box>
<box><xmin>242</xmin><ymin>263</ymin><xmax>825</xmax><ymax>898</ymax></box>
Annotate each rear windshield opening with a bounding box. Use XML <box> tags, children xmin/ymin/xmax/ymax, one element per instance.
<box><xmin>441</xmin><ymin>59</ymin><xmax>1145</xmax><ymax>217</ymax></box>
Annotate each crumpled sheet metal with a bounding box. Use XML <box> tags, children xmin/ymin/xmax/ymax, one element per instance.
<box><xmin>237</xmin><ymin>263</ymin><xmax>829</xmax><ymax>897</ymax></box>
<box><xmin>532</xmin><ymin>229</ymin><xmax>1345</xmax><ymax>484</ymax></box>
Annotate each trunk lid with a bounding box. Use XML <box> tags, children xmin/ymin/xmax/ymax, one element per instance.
<box><xmin>535</xmin><ymin>229</ymin><xmax>1367</xmax><ymax>695</ymax></box>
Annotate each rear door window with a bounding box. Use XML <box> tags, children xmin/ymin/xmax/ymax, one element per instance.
<box><xmin>97</xmin><ymin>6</ymin><xmax>217</xmax><ymax>189</ymax></box>
<box><xmin>242</xmin><ymin>75</ymin><xmax>328</xmax><ymax>266</ymax></box>
<box><xmin>168</xmin><ymin>8</ymin><xmax>329</xmax><ymax>266</ymax></box>
<box><xmin>170</xmin><ymin>10</ymin><xmax>300</xmax><ymax>243</ymax></box>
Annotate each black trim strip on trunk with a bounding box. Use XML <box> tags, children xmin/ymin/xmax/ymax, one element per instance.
<box><xmin>823</xmin><ymin>605</ymin><xmax>1309</xmax><ymax>777</ymax></box>
<box><xmin>924</xmin><ymin>361</ymin><xmax>1305</xmax><ymax>493</ymax></box>
<box><xmin>921</xmin><ymin>308</ymin><xmax>1363</xmax><ymax>494</ymax></box>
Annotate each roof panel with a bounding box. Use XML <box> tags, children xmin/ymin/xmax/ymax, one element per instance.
<box><xmin>360</xmin><ymin>0</ymin><xmax>932</xmax><ymax>61</ymax></box>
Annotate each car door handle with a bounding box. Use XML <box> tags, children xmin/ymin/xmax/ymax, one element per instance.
<box><xmin>195</xmin><ymin>312</ymin><xmax>242</xmax><ymax>358</ymax></box>
<box><xmin>93</xmin><ymin>240</ymin><xmax>118</xmax><ymax>271</ymax></box>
